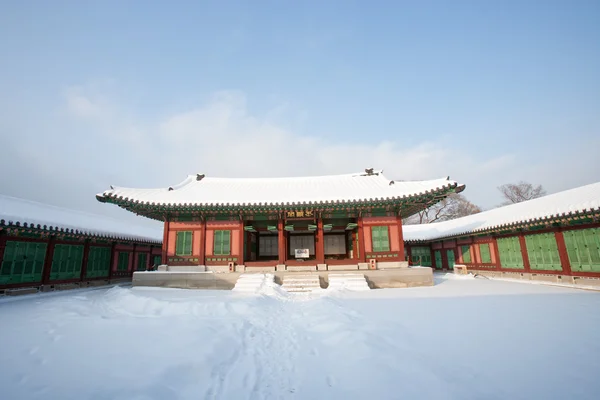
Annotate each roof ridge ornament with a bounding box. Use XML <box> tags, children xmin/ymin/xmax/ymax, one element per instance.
<box><xmin>196</xmin><ymin>173</ymin><xmax>205</xmax><ymax>181</ymax></box>
<box><xmin>363</xmin><ymin>168</ymin><xmax>380</xmax><ymax>176</ymax></box>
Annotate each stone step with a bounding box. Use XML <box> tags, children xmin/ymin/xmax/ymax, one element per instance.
<box><xmin>232</xmin><ymin>273</ymin><xmax>274</xmax><ymax>293</ymax></box>
<box><xmin>327</xmin><ymin>273</ymin><xmax>370</xmax><ymax>291</ymax></box>
<box><xmin>282</xmin><ymin>274</ymin><xmax>321</xmax><ymax>293</ymax></box>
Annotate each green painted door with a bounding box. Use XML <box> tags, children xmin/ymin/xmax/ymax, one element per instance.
<box><xmin>564</xmin><ymin>228</ymin><xmax>600</xmax><ymax>273</ymax></box>
<box><xmin>0</xmin><ymin>241</ymin><xmax>47</xmax><ymax>284</ymax></box>
<box><xmin>446</xmin><ymin>249</ymin><xmax>455</xmax><ymax>269</ymax></box>
<box><xmin>525</xmin><ymin>233</ymin><xmax>562</xmax><ymax>271</ymax></box>
<box><xmin>50</xmin><ymin>244</ymin><xmax>84</xmax><ymax>281</ymax></box>
<box><xmin>434</xmin><ymin>250</ymin><xmax>442</xmax><ymax>269</ymax></box>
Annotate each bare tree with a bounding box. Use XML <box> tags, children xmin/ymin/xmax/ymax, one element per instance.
<box><xmin>498</xmin><ymin>181</ymin><xmax>546</xmax><ymax>205</ymax></box>
<box><xmin>404</xmin><ymin>193</ymin><xmax>481</xmax><ymax>225</ymax></box>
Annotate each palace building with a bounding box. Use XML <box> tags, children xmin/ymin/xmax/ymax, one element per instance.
<box><xmin>96</xmin><ymin>169</ymin><xmax>464</xmax><ymax>271</ymax></box>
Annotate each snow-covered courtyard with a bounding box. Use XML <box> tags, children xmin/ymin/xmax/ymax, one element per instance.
<box><xmin>1</xmin><ymin>275</ymin><xmax>599</xmax><ymax>400</ymax></box>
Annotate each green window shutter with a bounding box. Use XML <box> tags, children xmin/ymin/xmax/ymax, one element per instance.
<box><xmin>153</xmin><ymin>255</ymin><xmax>162</xmax><ymax>266</ymax></box>
<box><xmin>371</xmin><ymin>226</ymin><xmax>390</xmax><ymax>252</ymax></box>
<box><xmin>434</xmin><ymin>250</ymin><xmax>442</xmax><ymax>269</ymax></box>
<box><xmin>86</xmin><ymin>247</ymin><xmax>110</xmax><ymax>278</ymax></box>
<box><xmin>497</xmin><ymin>237</ymin><xmax>524</xmax><ymax>269</ymax></box>
<box><xmin>461</xmin><ymin>245</ymin><xmax>472</xmax><ymax>263</ymax></box>
<box><xmin>50</xmin><ymin>244</ymin><xmax>84</xmax><ymax>280</ymax></box>
<box><xmin>479</xmin><ymin>244</ymin><xmax>492</xmax><ymax>263</ymax></box>
<box><xmin>447</xmin><ymin>249</ymin><xmax>455</xmax><ymax>268</ymax></box>
<box><xmin>117</xmin><ymin>252</ymin><xmax>129</xmax><ymax>271</ymax></box>
<box><xmin>525</xmin><ymin>233</ymin><xmax>562</xmax><ymax>271</ymax></box>
<box><xmin>137</xmin><ymin>253</ymin><xmax>148</xmax><ymax>271</ymax></box>
<box><xmin>213</xmin><ymin>230</ymin><xmax>231</xmax><ymax>256</ymax></box>
<box><xmin>410</xmin><ymin>246</ymin><xmax>432</xmax><ymax>266</ymax></box>
<box><xmin>1</xmin><ymin>241</ymin><xmax>48</xmax><ymax>284</ymax></box>
<box><xmin>565</xmin><ymin>228</ymin><xmax>600</xmax><ymax>273</ymax></box>
<box><xmin>175</xmin><ymin>231</ymin><xmax>192</xmax><ymax>256</ymax></box>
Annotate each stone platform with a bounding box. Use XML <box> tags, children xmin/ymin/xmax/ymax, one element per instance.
<box><xmin>132</xmin><ymin>265</ymin><xmax>433</xmax><ymax>290</ymax></box>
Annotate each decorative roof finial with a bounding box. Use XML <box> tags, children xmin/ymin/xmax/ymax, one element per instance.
<box><xmin>196</xmin><ymin>174</ymin><xmax>205</xmax><ymax>181</ymax></box>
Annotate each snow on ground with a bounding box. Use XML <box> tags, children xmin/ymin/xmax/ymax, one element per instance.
<box><xmin>1</xmin><ymin>277</ymin><xmax>600</xmax><ymax>400</ymax></box>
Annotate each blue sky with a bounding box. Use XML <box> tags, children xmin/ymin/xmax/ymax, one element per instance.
<box><xmin>1</xmin><ymin>0</ymin><xmax>599</xmax><ymax>227</ymax></box>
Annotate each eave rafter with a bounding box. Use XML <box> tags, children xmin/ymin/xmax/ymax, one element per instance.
<box><xmin>404</xmin><ymin>209</ymin><xmax>600</xmax><ymax>244</ymax></box>
<box><xmin>97</xmin><ymin>184</ymin><xmax>462</xmax><ymax>222</ymax></box>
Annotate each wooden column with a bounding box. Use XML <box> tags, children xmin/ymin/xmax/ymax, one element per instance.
<box><xmin>554</xmin><ymin>231</ymin><xmax>573</xmax><ymax>275</ymax></box>
<box><xmin>396</xmin><ymin>215</ymin><xmax>406</xmax><ymax>261</ymax></box>
<box><xmin>491</xmin><ymin>237</ymin><xmax>502</xmax><ymax>270</ymax></box>
<box><xmin>518</xmin><ymin>234</ymin><xmax>531</xmax><ymax>273</ymax></box>
<box><xmin>198</xmin><ymin>219</ymin><xmax>206</xmax><ymax>265</ymax></box>
<box><xmin>278</xmin><ymin>218</ymin><xmax>285</xmax><ymax>264</ymax></box>
<box><xmin>108</xmin><ymin>242</ymin><xmax>116</xmax><ymax>281</ymax></box>
<box><xmin>316</xmin><ymin>218</ymin><xmax>325</xmax><ymax>264</ymax></box>
<box><xmin>357</xmin><ymin>217</ymin><xmax>366</xmax><ymax>263</ymax></box>
<box><xmin>161</xmin><ymin>219</ymin><xmax>170</xmax><ymax>265</ymax></box>
<box><xmin>238</xmin><ymin>220</ymin><xmax>244</xmax><ymax>265</ymax></box>
<box><xmin>41</xmin><ymin>236</ymin><xmax>56</xmax><ymax>285</ymax></box>
<box><xmin>130</xmin><ymin>243</ymin><xmax>137</xmax><ymax>275</ymax></box>
<box><xmin>79</xmin><ymin>240</ymin><xmax>91</xmax><ymax>281</ymax></box>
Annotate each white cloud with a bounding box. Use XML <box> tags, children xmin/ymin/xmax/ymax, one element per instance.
<box><xmin>1</xmin><ymin>83</ymin><xmax>598</xmax><ymax>223</ymax></box>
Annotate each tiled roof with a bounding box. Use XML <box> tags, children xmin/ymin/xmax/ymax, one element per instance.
<box><xmin>97</xmin><ymin>170</ymin><xmax>463</xmax><ymax>208</ymax></box>
<box><xmin>0</xmin><ymin>195</ymin><xmax>163</xmax><ymax>243</ymax></box>
<box><xmin>403</xmin><ymin>181</ymin><xmax>600</xmax><ymax>242</ymax></box>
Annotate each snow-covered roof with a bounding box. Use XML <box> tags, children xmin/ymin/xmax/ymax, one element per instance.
<box><xmin>0</xmin><ymin>195</ymin><xmax>163</xmax><ymax>244</ymax></box>
<box><xmin>403</xmin><ymin>181</ymin><xmax>600</xmax><ymax>242</ymax></box>
<box><xmin>97</xmin><ymin>170</ymin><xmax>463</xmax><ymax>208</ymax></box>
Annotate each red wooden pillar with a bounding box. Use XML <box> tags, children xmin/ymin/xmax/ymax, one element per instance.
<box><xmin>108</xmin><ymin>242</ymin><xmax>116</xmax><ymax>281</ymax></box>
<box><xmin>491</xmin><ymin>237</ymin><xmax>502</xmax><ymax>270</ymax></box>
<box><xmin>518</xmin><ymin>234</ymin><xmax>531</xmax><ymax>273</ymax></box>
<box><xmin>316</xmin><ymin>218</ymin><xmax>325</xmax><ymax>264</ymax></box>
<box><xmin>396</xmin><ymin>215</ymin><xmax>405</xmax><ymax>261</ymax></box>
<box><xmin>130</xmin><ymin>243</ymin><xmax>137</xmax><ymax>275</ymax></box>
<box><xmin>161</xmin><ymin>219</ymin><xmax>170</xmax><ymax>265</ymax></box>
<box><xmin>41</xmin><ymin>236</ymin><xmax>56</xmax><ymax>284</ymax></box>
<box><xmin>238</xmin><ymin>220</ymin><xmax>244</xmax><ymax>265</ymax></box>
<box><xmin>554</xmin><ymin>231</ymin><xmax>572</xmax><ymax>275</ymax></box>
<box><xmin>198</xmin><ymin>219</ymin><xmax>206</xmax><ymax>265</ymax></box>
<box><xmin>278</xmin><ymin>218</ymin><xmax>285</xmax><ymax>264</ymax></box>
<box><xmin>357</xmin><ymin>217</ymin><xmax>366</xmax><ymax>263</ymax></box>
<box><xmin>79</xmin><ymin>240</ymin><xmax>90</xmax><ymax>281</ymax></box>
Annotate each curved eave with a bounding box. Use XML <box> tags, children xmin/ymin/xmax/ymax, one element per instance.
<box><xmin>0</xmin><ymin>218</ymin><xmax>162</xmax><ymax>245</ymax></box>
<box><xmin>96</xmin><ymin>182</ymin><xmax>462</xmax><ymax>218</ymax></box>
<box><xmin>404</xmin><ymin>208</ymin><xmax>599</xmax><ymax>243</ymax></box>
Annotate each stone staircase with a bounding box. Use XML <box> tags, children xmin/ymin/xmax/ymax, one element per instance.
<box><xmin>282</xmin><ymin>274</ymin><xmax>322</xmax><ymax>293</ymax></box>
<box><xmin>232</xmin><ymin>273</ymin><xmax>274</xmax><ymax>293</ymax></box>
<box><xmin>327</xmin><ymin>273</ymin><xmax>370</xmax><ymax>291</ymax></box>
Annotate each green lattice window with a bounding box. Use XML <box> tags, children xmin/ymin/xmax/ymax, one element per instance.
<box><xmin>86</xmin><ymin>246</ymin><xmax>111</xmax><ymax>278</ymax></box>
<box><xmin>461</xmin><ymin>245</ymin><xmax>472</xmax><ymax>263</ymax></box>
<box><xmin>0</xmin><ymin>241</ymin><xmax>47</xmax><ymax>284</ymax></box>
<box><xmin>564</xmin><ymin>228</ymin><xmax>600</xmax><ymax>273</ymax></box>
<box><xmin>525</xmin><ymin>233</ymin><xmax>562</xmax><ymax>271</ymax></box>
<box><xmin>175</xmin><ymin>231</ymin><xmax>193</xmax><ymax>256</ymax></box>
<box><xmin>136</xmin><ymin>253</ymin><xmax>148</xmax><ymax>271</ymax></box>
<box><xmin>117</xmin><ymin>252</ymin><xmax>130</xmax><ymax>271</ymax></box>
<box><xmin>213</xmin><ymin>230</ymin><xmax>231</xmax><ymax>255</ymax></box>
<box><xmin>479</xmin><ymin>243</ymin><xmax>492</xmax><ymax>263</ymax></box>
<box><xmin>497</xmin><ymin>237</ymin><xmax>524</xmax><ymax>269</ymax></box>
<box><xmin>411</xmin><ymin>246</ymin><xmax>432</xmax><ymax>266</ymax></box>
<box><xmin>50</xmin><ymin>244</ymin><xmax>84</xmax><ymax>281</ymax></box>
<box><xmin>371</xmin><ymin>226</ymin><xmax>390</xmax><ymax>252</ymax></box>
<box><xmin>153</xmin><ymin>255</ymin><xmax>162</xmax><ymax>267</ymax></box>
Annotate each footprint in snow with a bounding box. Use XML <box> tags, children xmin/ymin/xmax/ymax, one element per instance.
<box><xmin>29</xmin><ymin>347</ymin><xmax>39</xmax><ymax>355</ymax></box>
